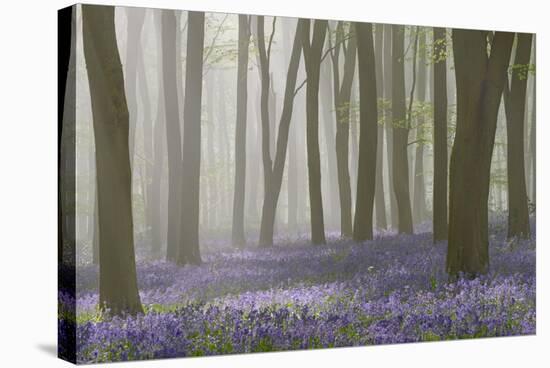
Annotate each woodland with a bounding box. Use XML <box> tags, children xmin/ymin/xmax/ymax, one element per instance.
<box><xmin>58</xmin><ymin>4</ymin><xmax>535</xmax><ymax>363</ymax></box>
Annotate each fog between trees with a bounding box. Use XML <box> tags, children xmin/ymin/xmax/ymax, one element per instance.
<box><xmin>60</xmin><ymin>5</ymin><xmax>535</xmax><ymax>315</ymax></box>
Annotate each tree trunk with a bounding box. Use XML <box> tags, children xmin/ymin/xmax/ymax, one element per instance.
<box><xmin>373</xmin><ymin>23</ymin><xmax>387</xmax><ymax>230</ymax></box>
<box><xmin>258</xmin><ymin>19</ymin><xmax>304</xmax><ymax>247</ymax></box>
<box><xmin>391</xmin><ymin>25</ymin><xmax>414</xmax><ymax>234</ymax></box>
<box><xmin>447</xmin><ymin>30</ymin><xmax>514</xmax><ymax>276</ymax></box>
<box><xmin>136</xmin><ymin>40</ymin><xmax>155</xmax><ymax>249</ymax></box>
<box><xmin>433</xmin><ymin>27</ymin><xmax>448</xmax><ymax>242</ymax></box>
<box><xmin>302</xmin><ymin>19</ymin><xmax>328</xmax><ymax>245</ymax></box>
<box><xmin>82</xmin><ymin>4</ymin><xmax>143</xmax><ymax>315</ymax></box>
<box><xmin>177</xmin><ymin>11</ymin><xmax>205</xmax><ymax>266</ymax></box>
<box><xmin>151</xmin><ymin>10</ymin><xmax>166</xmax><ymax>258</ymax></box>
<box><xmin>231</xmin><ymin>15</ymin><xmax>251</xmax><ymax>248</ymax></box>
<box><xmin>505</xmin><ymin>33</ymin><xmax>532</xmax><ymax>239</ymax></box>
<box><xmin>529</xmin><ymin>48</ymin><xmax>536</xmax><ymax>204</ymax></box>
<box><xmin>413</xmin><ymin>30</ymin><xmax>427</xmax><ymax>225</ymax></box>
<box><xmin>383</xmin><ymin>24</ymin><xmax>398</xmax><ymax>229</ymax></box>
<box><xmin>330</xmin><ymin>22</ymin><xmax>356</xmax><ymax>238</ymax></box>
<box><xmin>353</xmin><ymin>22</ymin><xmax>379</xmax><ymax>242</ymax></box>
<box><xmin>161</xmin><ymin>10</ymin><xmax>183</xmax><ymax>262</ymax></box>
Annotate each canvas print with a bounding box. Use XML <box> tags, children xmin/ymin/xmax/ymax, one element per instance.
<box><xmin>58</xmin><ymin>3</ymin><xmax>536</xmax><ymax>364</ymax></box>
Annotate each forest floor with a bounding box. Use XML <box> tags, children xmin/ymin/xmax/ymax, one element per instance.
<box><xmin>61</xmin><ymin>218</ymin><xmax>536</xmax><ymax>363</ymax></box>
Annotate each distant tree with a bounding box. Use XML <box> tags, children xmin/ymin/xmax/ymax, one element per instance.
<box><xmin>373</xmin><ymin>23</ymin><xmax>387</xmax><ymax>230</ymax></box>
<box><xmin>391</xmin><ymin>25</ymin><xmax>414</xmax><ymax>234</ymax></box>
<box><xmin>432</xmin><ymin>27</ymin><xmax>448</xmax><ymax>242</ymax></box>
<box><xmin>177</xmin><ymin>11</ymin><xmax>205</xmax><ymax>266</ymax></box>
<box><xmin>504</xmin><ymin>33</ymin><xmax>533</xmax><ymax>239</ymax></box>
<box><xmin>352</xmin><ymin>22</ymin><xmax>378</xmax><ymax>242</ymax></box>
<box><xmin>329</xmin><ymin>22</ymin><xmax>357</xmax><ymax>237</ymax></box>
<box><xmin>124</xmin><ymin>8</ymin><xmax>145</xmax><ymax>166</ymax></box>
<box><xmin>447</xmin><ymin>30</ymin><xmax>514</xmax><ymax>276</ymax></box>
<box><xmin>383</xmin><ymin>24</ymin><xmax>398</xmax><ymax>229</ymax></box>
<box><xmin>82</xmin><ymin>4</ymin><xmax>143</xmax><ymax>315</ymax></box>
<box><xmin>150</xmin><ymin>10</ymin><xmax>167</xmax><ymax>258</ymax></box>
<box><xmin>231</xmin><ymin>15</ymin><xmax>251</xmax><ymax>248</ymax></box>
<box><xmin>412</xmin><ymin>29</ymin><xmax>428</xmax><ymax>224</ymax></box>
<box><xmin>302</xmin><ymin>19</ymin><xmax>328</xmax><ymax>245</ymax></box>
<box><xmin>161</xmin><ymin>10</ymin><xmax>183</xmax><ymax>262</ymax></box>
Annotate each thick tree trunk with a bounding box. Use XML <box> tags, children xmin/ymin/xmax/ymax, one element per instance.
<box><xmin>161</xmin><ymin>10</ymin><xmax>183</xmax><ymax>262</ymax></box>
<box><xmin>177</xmin><ymin>11</ymin><xmax>205</xmax><ymax>266</ymax></box>
<box><xmin>302</xmin><ymin>19</ymin><xmax>328</xmax><ymax>245</ymax></box>
<box><xmin>353</xmin><ymin>22</ymin><xmax>379</xmax><ymax>242</ymax></box>
<box><xmin>433</xmin><ymin>27</ymin><xmax>448</xmax><ymax>242</ymax></box>
<box><xmin>391</xmin><ymin>25</ymin><xmax>414</xmax><ymax>234</ymax></box>
<box><xmin>505</xmin><ymin>33</ymin><xmax>532</xmax><ymax>239</ymax></box>
<box><xmin>231</xmin><ymin>15</ymin><xmax>251</xmax><ymax>248</ymax></box>
<box><xmin>258</xmin><ymin>19</ymin><xmax>304</xmax><ymax>247</ymax></box>
<box><xmin>383</xmin><ymin>24</ymin><xmax>398</xmax><ymax>229</ymax></box>
<box><xmin>82</xmin><ymin>4</ymin><xmax>143</xmax><ymax>315</ymax></box>
<box><xmin>373</xmin><ymin>23</ymin><xmax>387</xmax><ymax>230</ymax></box>
<box><xmin>447</xmin><ymin>30</ymin><xmax>514</xmax><ymax>276</ymax></box>
<box><xmin>413</xmin><ymin>30</ymin><xmax>427</xmax><ymax>225</ymax></box>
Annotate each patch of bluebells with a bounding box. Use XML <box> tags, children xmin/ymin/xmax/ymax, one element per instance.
<box><xmin>64</xmin><ymin>220</ymin><xmax>535</xmax><ymax>363</ymax></box>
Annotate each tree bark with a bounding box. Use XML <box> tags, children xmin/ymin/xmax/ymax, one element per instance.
<box><xmin>433</xmin><ymin>27</ymin><xmax>448</xmax><ymax>242</ymax></box>
<box><xmin>82</xmin><ymin>4</ymin><xmax>143</xmax><ymax>315</ymax></box>
<box><xmin>391</xmin><ymin>25</ymin><xmax>414</xmax><ymax>234</ymax></box>
<box><xmin>231</xmin><ymin>15</ymin><xmax>251</xmax><ymax>248</ymax></box>
<box><xmin>505</xmin><ymin>33</ymin><xmax>532</xmax><ymax>239</ymax></box>
<box><xmin>177</xmin><ymin>11</ymin><xmax>205</xmax><ymax>266</ymax></box>
<box><xmin>447</xmin><ymin>30</ymin><xmax>514</xmax><ymax>276</ymax></box>
<box><xmin>302</xmin><ymin>19</ymin><xmax>328</xmax><ymax>245</ymax></box>
<box><xmin>353</xmin><ymin>22</ymin><xmax>379</xmax><ymax>242</ymax></box>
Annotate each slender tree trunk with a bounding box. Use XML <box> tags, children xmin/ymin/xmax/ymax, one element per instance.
<box><xmin>136</xmin><ymin>41</ymin><xmax>154</xmax><ymax>249</ymax></box>
<box><xmin>353</xmin><ymin>22</ymin><xmax>378</xmax><ymax>241</ymax></box>
<box><xmin>231</xmin><ymin>15</ymin><xmax>251</xmax><ymax>247</ymax></box>
<box><xmin>373</xmin><ymin>23</ymin><xmax>387</xmax><ymax>230</ymax></box>
<box><xmin>258</xmin><ymin>19</ymin><xmax>304</xmax><ymax>247</ymax></box>
<box><xmin>177</xmin><ymin>11</ymin><xmax>205</xmax><ymax>266</ymax></box>
<box><xmin>330</xmin><ymin>22</ymin><xmax>356</xmax><ymax>237</ymax></box>
<box><xmin>413</xmin><ymin>30</ymin><xmax>427</xmax><ymax>225</ymax></box>
<box><xmin>320</xmin><ymin>53</ymin><xmax>339</xmax><ymax>230</ymax></box>
<box><xmin>447</xmin><ymin>30</ymin><xmax>514</xmax><ymax>276</ymax></box>
<box><xmin>151</xmin><ymin>11</ymin><xmax>166</xmax><ymax>258</ymax></box>
<box><xmin>302</xmin><ymin>19</ymin><xmax>328</xmax><ymax>245</ymax></box>
<box><xmin>433</xmin><ymin>27</ymin><xmax>448</xmax><ymax>242</ymax></box>
<box><xmin>391</xmin><ymin>25</ymin><xmax>414</xmax><ymax>234</ymax></box>
<box><xmin>383</xmin><ymin>24</ymin><xmax>398</xmax><ymax>229</ymax></box>
<box><xmin>162</xmin><ymin>10</ymin><xmax>183</xmax><ymax>262</ymax></box>
<box><xmin>505</xmin><ymin>33</ymin><xmax>532</xmax><ymax>239</ymax></box>
<box><xmin>82</xmin><ymin>4</ymin><xmax>143</xmax><ymax>315</ymax></box>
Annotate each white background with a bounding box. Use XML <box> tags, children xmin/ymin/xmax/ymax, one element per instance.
<box><xmin>0</xmin><ymin>0</ymin><xmax>547</xmax><ymax>366</ymax></box>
